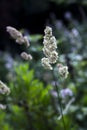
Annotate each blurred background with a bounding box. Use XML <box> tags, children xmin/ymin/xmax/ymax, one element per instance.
<box><xmin>0</xmin><ymin>0</ymin><xmax>87</xmax><ymax>130</ymax></box>
<box><xmin>0</xmin><ymin>0</ymin><xmax>87</xmax><ymax>51</ymax></box>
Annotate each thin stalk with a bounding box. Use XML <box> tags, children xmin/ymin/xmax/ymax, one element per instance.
<box><xmin>52</xmin><ymin>70</ymin><xmax>66</xmax><ymax>130</ymax></box>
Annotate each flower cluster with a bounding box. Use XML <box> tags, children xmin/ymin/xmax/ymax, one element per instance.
<box><xmin>41</xmin><ymin>26</ymin><xmax>69</xmax><ymax>78</ymax></box>
<box><xmin>41</xmin><ymin>26</ymin><xmax>58</xmax><ymax>70</ymax></box>
<box><xmin>0</xmin><ymin>80</ymin><xmax>10</xmax><ymax>110</ymax></box>
<box><xmin>6</xmin><ymin>26</ymin><xmax>29</xmax><ymax>47</ymax></box>
<box><xmin>6</xmin><ymin>26</ymin><xmax>32</xmax><ymax>61</ymax></box>
<box><xmin>0</xmin><ymin>80</ymin><xmax>10</xmax><ymax>95</ymax></box>
<box><xmin>57</xmin><ymin>64</ymin><xmax>69</xmax><ymax>79</ymax></box>
<box><xmin>21</xmin><ymin>52</ymin><xmax>32</xmax><ymax>60</ymax></box>
<box><xmin>6</xmin><ymin>26</ymin><xmax>30</xmax><ymax>47</ymax></box>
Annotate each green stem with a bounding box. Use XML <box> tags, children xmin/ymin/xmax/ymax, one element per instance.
<box><xmin>52</xmin><ymin>70</ymin><xmax>66</xmax><ymax>130</ymax></box>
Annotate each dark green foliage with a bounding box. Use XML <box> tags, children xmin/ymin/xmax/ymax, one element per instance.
<box><xmin>1</xmin><ymin>63</ymin><xmax>63</xmax><ymax>130</ymax></box>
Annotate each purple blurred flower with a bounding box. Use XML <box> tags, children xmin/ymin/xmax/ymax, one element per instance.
<box><xmin>4</xmin><ymin>53</ymin><xmax>13</xmax><ymax>69</ymax></box>
<box><xmin>55</xmin><ymin>20</ymin><xmax>63</xmax><ymax>29</ymax></box>
<box><xmin>60</xmin><ymin>88</ymin><xmax>73</xmax><ymax>98</ymax></box>
<box><xmin>64</xmin><ymin>12</ymin><xmax>72</xmax><ymax>20</ymax></box>
<box><xmin>72</xmin><ymin>28</ymin><xmax>79</xmax><ymax>37</ymax></box>
<box><xmin>50</xmin><ymin>90</ymin><xmax>58</xmax><ymax>97</ymax></box>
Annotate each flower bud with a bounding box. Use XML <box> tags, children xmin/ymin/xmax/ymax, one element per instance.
<box><xmin>21</xmin><ymin>52</ymin><xmax>32</xmax><ymax>60</ymax></box>
<box><xmin>57</xmin><ymin>64</ymin><xmax>69</xmax><ymax>78</ymax></box>
<box><xmin>0</xmin><ymin>80</ymin><xmax>10</xmax><ymax>95</ymax></box>
<box><xmin>6</xmin><ymin>26</ymin><xmax>22</xmax><ymax>40</ymax></box>
<box><xmin>41</xmin><ymin>57</ymin><xmax>53</xmax><ymax>70</ymax></box>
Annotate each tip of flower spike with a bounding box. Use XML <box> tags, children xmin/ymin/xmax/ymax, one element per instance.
<box><xmin>44</xmin><ymin>26</ymin><xmax>52</xmax><ymax>36</ymax></box>
<box><xmin>6</xmin><ymin>26</ymin><xmax>22</xmax><ymax>40</ymax></box>
<box><xmin>6</xmin><ymin>26</ymin><xmax>13</xmax><ymax>32</ymax></box>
